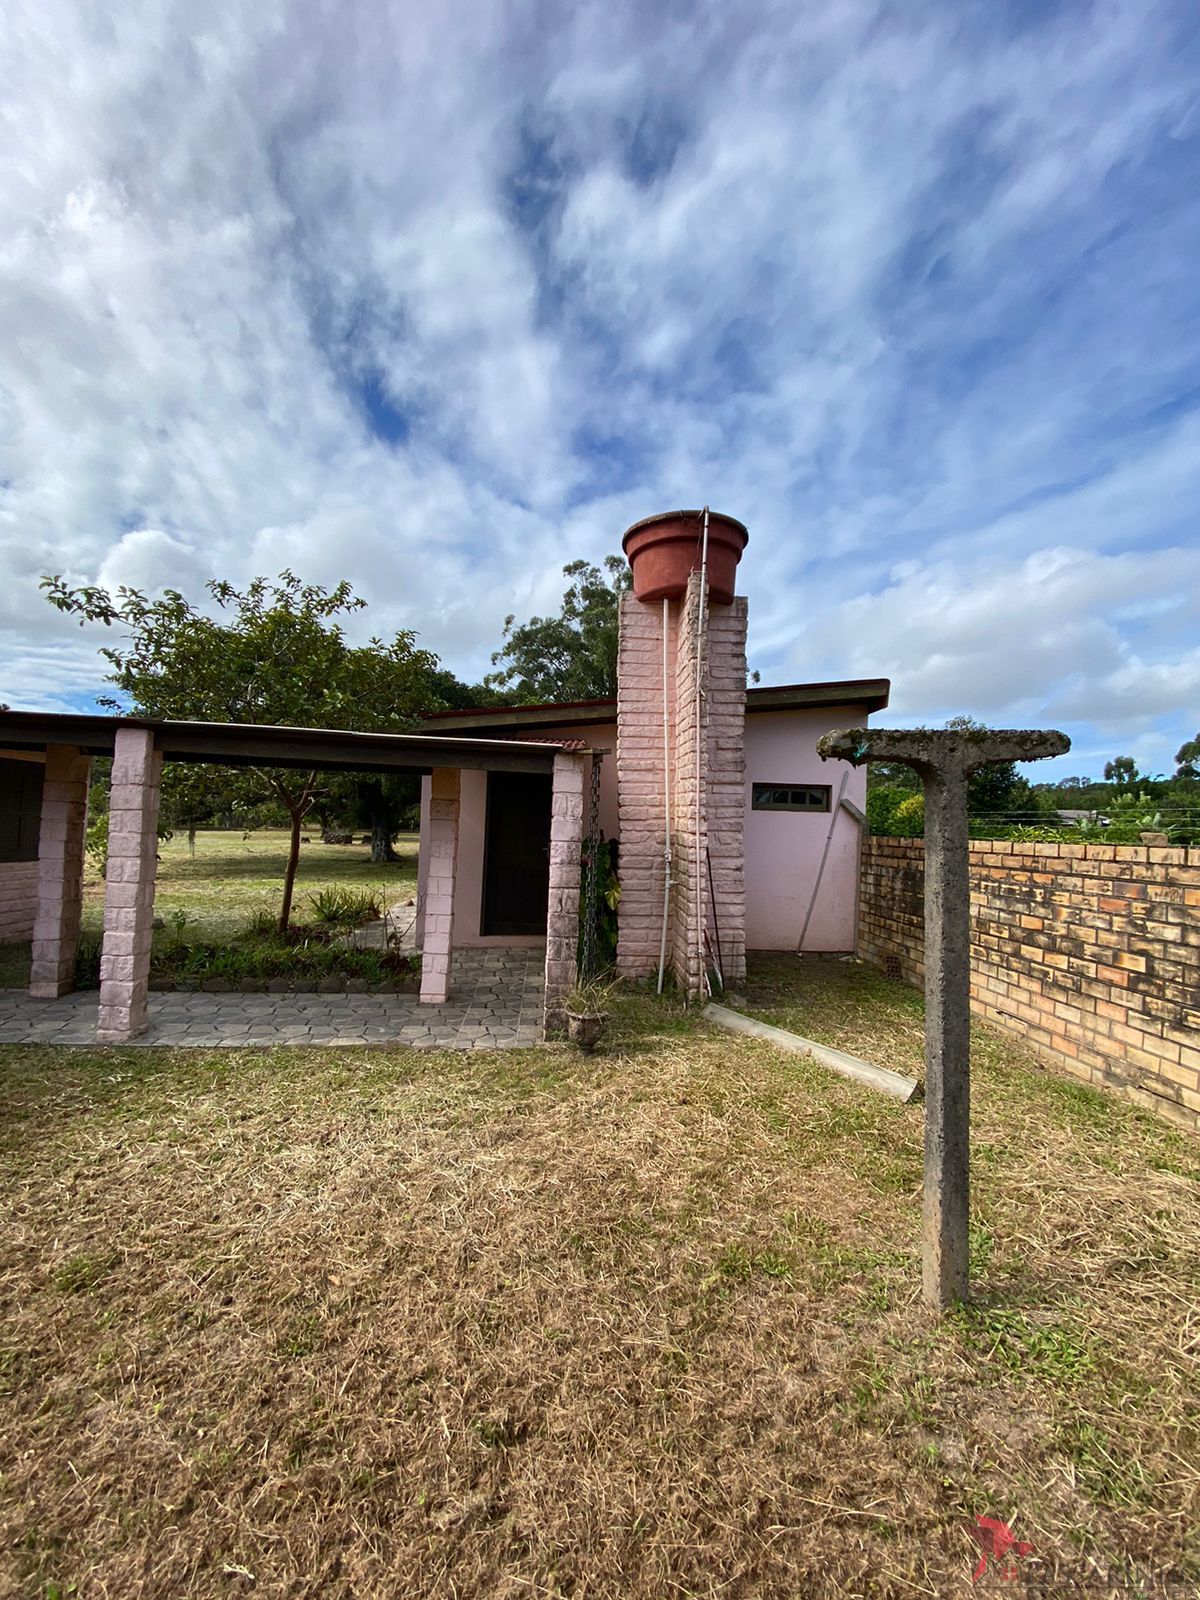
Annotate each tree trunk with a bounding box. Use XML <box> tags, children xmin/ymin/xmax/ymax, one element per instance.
<box><xmin>370</xmin><ymin>821</ymin><xmax>398</xmax><ymax>863</ymax></box>
<box><xmin>279</xmin><ymin>807</ymin><xmax>304</xmax><ymax>933</ymax></box>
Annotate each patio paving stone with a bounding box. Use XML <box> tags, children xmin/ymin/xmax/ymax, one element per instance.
<box><xmin>0</xmin><ymin>947</ymin><xmax>546</xmax><ymax>1051</ymax></box>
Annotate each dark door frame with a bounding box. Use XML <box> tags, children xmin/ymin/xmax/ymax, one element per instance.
<box><xmin>480</xmin><ymin>770</ymin><xmax>553</xmax><ymax>937</ymax></box>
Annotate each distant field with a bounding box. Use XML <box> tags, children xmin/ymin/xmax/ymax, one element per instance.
<box><xmin>82</xmin><ymin>827</ymin><xmax>421</xmax><ymax>940</ymax></box>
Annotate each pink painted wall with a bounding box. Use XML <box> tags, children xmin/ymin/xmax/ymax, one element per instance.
<box><xmin>415</xmin><ymin>773</ymin><xmax>431</xmax><ymax>946</ymax></box>
<box><xmin>414</xmin><ymin>708</ymin><xmax>869</xmax><ymax>955</ymax></box>
<box><xmin>416</xmin><ymin>729</ymin><xmax>617</xmax><ymax>947</ymax></box>
<box><xmin>743</xmin><ymin>708</ymin><xmax>869</xmax><ymax>952</ymax></box>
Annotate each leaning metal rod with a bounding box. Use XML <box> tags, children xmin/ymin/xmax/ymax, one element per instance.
<box><xmin>796</xmin><ymin>768</ymin><xmax>849</xmax><ymax>953</ymax></box>
<box><xmin>705</xmin><ymin>845</ymin><xmax>725</xmax><ymax>991</ymax></box>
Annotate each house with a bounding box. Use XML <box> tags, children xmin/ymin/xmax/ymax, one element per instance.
<box><xmin>0</xmin><ymin>507</ymin><xmax>889</xmax><ymax>1034</ymax></box>
<box><xmin>418</xmin><ymin>510</ymin><xmax>888</xmax><ymax>989</ymax></box>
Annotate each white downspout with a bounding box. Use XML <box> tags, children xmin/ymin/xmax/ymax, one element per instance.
<box><xmin>694</xmin><ymin>507</ymin><xmax>710</xmax><ymax>999</ymax></box>
<box><xmin>655</xmin><ymin>595</ymin><xmax>672</xmax><ymax>993</ymax></box>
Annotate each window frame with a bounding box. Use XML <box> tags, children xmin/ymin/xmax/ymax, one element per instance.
<box><xmin>750</xmin><ymin>781</ymin><xmax>833</xmax><ymax>814</ymax></box>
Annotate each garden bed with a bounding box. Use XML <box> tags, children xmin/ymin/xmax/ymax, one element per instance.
<box><xmin>75</xmin><ymin>881</ymin><xmax>421</xmax><ymax>995</ymax></box>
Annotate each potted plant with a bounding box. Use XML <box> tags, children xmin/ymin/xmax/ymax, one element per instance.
<box><xmin>563</xmin><ymin>978</ymin><xmax>614</xmax><ymax>1053</ymax></box>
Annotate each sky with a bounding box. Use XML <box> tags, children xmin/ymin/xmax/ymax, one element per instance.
<box><xmin>2</xmin><ymin>0</ymin><xmax>1198</xmax><ymax>781</ymax></box>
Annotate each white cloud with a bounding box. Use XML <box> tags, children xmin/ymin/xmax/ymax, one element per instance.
<box><xmin>778</xmin><ymin>545</ymin><xmax>1200</xmax><ymax>769</ymax></box>
<box><xmin>0</xmin><ymin>0</ymin><xmax>1197</xmax><ymax>770</ymax></box>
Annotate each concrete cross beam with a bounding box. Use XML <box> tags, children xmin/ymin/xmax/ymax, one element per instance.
<box><xmin>817</xmin><ymin>724</ymin><xmax>1070</xmax><ymax>1312</ymax></box>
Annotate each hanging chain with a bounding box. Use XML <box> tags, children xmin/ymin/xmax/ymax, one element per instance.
<box><xmin>580</xmin><ymin>751</ymin><xmax>603</xmax><ymax>980</ymax></box>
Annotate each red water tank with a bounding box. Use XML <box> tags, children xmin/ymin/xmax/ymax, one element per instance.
<box><xmin>622</xmin><ymin>510</ymin><xmax>748</xmax><ymax>605</ymax></box>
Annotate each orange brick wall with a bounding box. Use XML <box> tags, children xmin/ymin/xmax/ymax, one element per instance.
<box><xmin>860</xmin><ymin>838</ymin><xmax>1200</xmax><ymax>1131</ymax></box>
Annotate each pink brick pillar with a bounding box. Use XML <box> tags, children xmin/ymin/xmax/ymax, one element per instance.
<box><xmin>29</xmin><ymin>745</ymin><xmax>91</xmax><ymax>998</ymax></box>
<box><xmin>97</xmin><ymin>728</ymin><xmax>162</xmax><ymax>1043</ymax></box>
<box><xmin>615</xmin><ymin>590</ymin><xmax>677</xmax><ymax>978</ymax></box>
<box><xmin>704</xmin><ymin>595</ymin><xmax>748</xmax><ymax>985</ymax></box>
<box><xmin>615</xmin><ymin>570</ymin><xmax>748</xmax><ymax>999</ymax></box>
<box><xmin>420</xmin><ymin>766</ymin><xmax>460</xmax><ymax>1004</ymax></box>
<box><xmin>544</xmin><ymin>750</ymin><xmax>585</xmax><ymax>1037</ymax></box>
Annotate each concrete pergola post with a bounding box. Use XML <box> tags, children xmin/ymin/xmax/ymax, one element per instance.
<box><xmin>544</xmin><ymin>749</ymin><xmax>586</xmax><ymax>1037</ymax></box>
<box><xmin>29</xmin><ymin>744</ymin><xmax>91</xmax><ymax>998</ymax></box>
<box><xmin>420</xmin><ymin>767</ymin><xmax>460</xmax><ymax>1005</ymax></box>
<box><xmin>818</xmin><ymin>725</ymin><xmax>1069</xmax><ymax>1312</ymax></box>
<box><xmin>97</xmin><ymin>726</ymin><xmax>163</xmax><ymax>1043</ymax></box>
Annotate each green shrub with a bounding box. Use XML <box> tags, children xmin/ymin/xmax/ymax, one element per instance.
<box><xmin>867</xmin><ymin>785</ymin><xmax>915</xmax><ymax>836</ymax></box>
<box><xmin>74</xmin><ymin>930</ymin><xmax>103</xmax><ymax>989</ymax></box>
<box><xmin>579</xmin><ymin>836</ymin><xmax>620</xmax><ymax>976</ymax></box>
<box><xmin>146</xmin><ymin>917</ymin><xmax>419</xmax><ymax>989</ymax></box>
<box><xmin>308</xmin><ymin>887</ymin><xmax>385</xmax><ymax>925</ymax></box>
<box><xmin>890</xmin><ymin>793</ymin><xmax>925</xmax><ymax>837</ymax></box>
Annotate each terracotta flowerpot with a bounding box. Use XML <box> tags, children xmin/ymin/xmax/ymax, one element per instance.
<box><xmin>565</xmin><ymin>1010</ymin><xmax>608</xmax><ymax>1053</ymax></box>
<box><xmin>622</xmin><ymin>510</ymin><xmax>748</xmax><ymax>605</ymax></box>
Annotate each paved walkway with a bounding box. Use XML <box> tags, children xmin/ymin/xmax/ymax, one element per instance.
<box><xmin>0</xmin><ymin>947</ymin><xmax>545</xmax><ymax>1050</ymax></box>
<box><xmin>344</xmin><ymin>898</ymin><xmax>418</xmax><ymax>951</ymax></box>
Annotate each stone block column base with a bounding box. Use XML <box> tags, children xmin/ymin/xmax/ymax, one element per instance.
<box><xmin>420</xmin><ymin>768</ymin><xmax>460</xmax><ymax>1004</ymax></box>
<box><xmin>97</xmin><ymin>728</ymin><xmax>162</xmax><ymax>1043</ymax></box>
<box><xmin>544</xmin><ymin>751</ymin><xmax>585</xmax><ymax>1037</ymax></box>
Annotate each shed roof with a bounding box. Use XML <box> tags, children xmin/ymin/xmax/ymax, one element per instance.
<box><xmin>421</xmin><ymin>677</ymin><xmax>891</xmax><ymax>735</ymax></box>
<box><xmin>0</xmin><ymin>710</ymin><xmax>566</xmax><ymax>776</ymax></box>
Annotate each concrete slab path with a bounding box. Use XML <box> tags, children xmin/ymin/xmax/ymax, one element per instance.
<box><xmin>0</xmin><ymin>946</ymin><xmax>544</xmax><ymax>1050</ymax></box>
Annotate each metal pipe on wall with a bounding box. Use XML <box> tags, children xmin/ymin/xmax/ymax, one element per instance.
<box><xmin>694</xmin><ymin>507</ymin><xmax>710</xmax><ymax>999</ymax></box>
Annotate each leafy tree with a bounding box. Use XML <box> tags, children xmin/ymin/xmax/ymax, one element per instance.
<box><xmin>42</xmin><ymin>571</ymin><xmax>442</xmax><ymax>930</ymax></box>
<box><xmin>1175</xmin><ymin>734</ymin><xmax>1200</xmax><ymax>781</ymax></box>
<box><xmin>426</xmin><ymin>666</ymin><xmax>514</xmax><ymax>710</ymax></box>
<box><xmin>1103</xmin><ymin>755</ymin><xmax>1142</xmax><ymax>794</ymax></box>
<box><xmin>866</xmin><ymin>758</ymin><xmax>921</xmax><ymax>796</ymax></box>
<box><xmin>942</xmin><ymin>714</ymin><xmax>1028</xmax><ymax>815</ymax></box>
<box><xmin>866</xmin><ymin>785</ymin><xmax>913</xmax><ymax>835</ymax></box>
<box><xmin>485</xmin><ymin>556</ymin><xmax>631</xmax><ymax>703</ymax></box>
<box><xmin>333</xmin><ymin>773</ymin><xmax>421</xmax><ymax>863</ymax></box>
<box><xmin>869</xmin><ymin>715</ymin><xmax>1032</xmax><ymax>817</ymax></box>
<box><xmin>890</xmin><ymin>793</ymin><xmax>925</xmax><ymax>837</ymax></box>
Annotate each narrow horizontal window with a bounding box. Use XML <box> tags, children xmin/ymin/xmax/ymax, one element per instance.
<box><xmin>751</xmin><ymin>782</ymin><xmax>831</xmax><ymax>813</ymax></box>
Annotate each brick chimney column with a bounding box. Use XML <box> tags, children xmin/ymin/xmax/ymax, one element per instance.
<box><xmin>704</xmin><ymin>595</ymin><xmax>748</xmax><ymax>985</ymax></box>
<box><xmin>615</xmin><ymin>573</ymin><xmax>747</xmax><ymax>997</ymax></box>
<box><xmin>615</xmin><ymin>591</ymin><xmax>677</xmax><ymax>979</ymax></box>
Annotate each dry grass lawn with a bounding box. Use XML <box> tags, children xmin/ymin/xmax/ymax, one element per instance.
<box><xmin>2</xmin><ymin>960</ymin><xmax>1197</xmax><ymax>1598</ymax></box>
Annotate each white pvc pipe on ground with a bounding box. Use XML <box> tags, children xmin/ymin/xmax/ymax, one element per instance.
<box><xmin>703</xmin><ymin>1002</ymin><xmax>923</xmax><ymax>1103</ymax></box>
